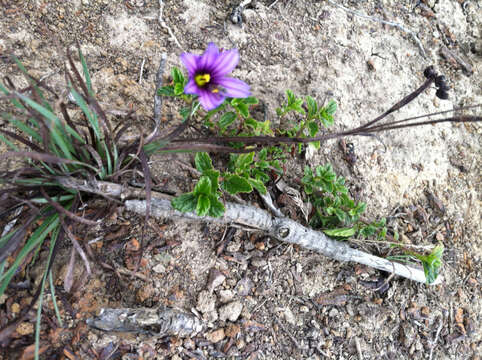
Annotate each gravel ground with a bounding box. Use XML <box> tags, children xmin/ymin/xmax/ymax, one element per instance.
<box><xmin>0</xmin><ymin>0</ymin><xmax>480</xmax><ymax>359</ymax></box>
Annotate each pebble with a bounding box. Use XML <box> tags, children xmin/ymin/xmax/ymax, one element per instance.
<box><xmin>207</xmin><ymin>268</ymin><xmax>225</xmax><ymax>293</ymax></box>
<box><xmin>235</xmin><ymin>277</ymin><xmax>254</xmax><ymax>296</ymax></box>
<box><xmin>205</xmin><ymin>328</ymin><xmax>225</xmax><ymax>343</ymax></box>
<box><xmin>219</xmin><ymin>289</ymin><xmax>235</xmax><ymax>303</ymax></box>
<box><xmin>219</xmin><ymin>301</ymin><xmax>243</xmax><ymax>322</ymax></box>
<box><xmin>16</xmin><ymin>322</ymin><xmax>34</xmax><ymax>336</ymax></box>
<box><xmin>196</xmin><ymin>290</ymin><xmax>216</xmax><ymax>314</ymax></box>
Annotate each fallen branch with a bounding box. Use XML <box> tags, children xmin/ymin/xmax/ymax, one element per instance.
<box><xmin>125</xmin><ymin>198</ymin><xmax>441</xmax><ymax>285</ymax></box>
<box><xmin>51</xmin><ymin>176</ymin><xmax>438</xmax><ymax>284</ymax></box>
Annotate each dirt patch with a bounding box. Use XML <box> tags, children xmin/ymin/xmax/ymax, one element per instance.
<box><xmin>0</xmin><ymin>0</ymin><xmax>480</xmax><ymax>359</ymax></box>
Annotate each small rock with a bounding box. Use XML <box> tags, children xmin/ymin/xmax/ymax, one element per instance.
<box><xmin>205</xmin><ymin>328</ymin><xmax>225</xmax><ymax>343</ymax></box>
<box><xmin>235</xmin><ymin>277</ymin><xmax>254</xmax><ymax>296</ymax></box>
<box><xmin>250</xmin><ymin>257</ymin><xmax>267</xmax><ymax>268</ymax></box>
<box><xmin>283</xmin><ymin>307</ymin><xmax>296</xmax><ymax>325</ymax></box>
<box><xmin>225</xmin><ymin>323</ymin><xmax>241</xmax><ymax>338</ymax></box>
<box><xmin>328</xmin><ymin>308</ymin><xmax>339</xmax><ymax>317</ymax></box>
<box><xmin>16</xmin><ymin>322</ymin><xmax>34</xmax><ymax>336</ymax></box>
<box><xmin>11</xmin><ymin>303</ymin><xmax>20</xmax><ymax>314</ymax></box>
<box><xmin>219</xmin><ymin>289</ymin><xmax>235</xmax><ymax>303</ymax></box>
<box><xmin>196</xmin><ymin>290</ymin><xmax>216</xmax><ymax>314</ymax></box>
<box><xmin>207</xmin><ymin>268</ymin><xmax>225</xmax><ymax>293</ymax></box>
<box><xmin>219</xmin><ymin>301</ymin><xmax>243</xmax><ymax>322</ymax></box>
<box><xmin>136</xmin><ymin>283</ymin><xmax>155</xmax><ymax>303</ymax></box>
<box><xmin>152</xmin><ymin>263</ymin><xmax>166</xmax><ymax>273</ymax></box>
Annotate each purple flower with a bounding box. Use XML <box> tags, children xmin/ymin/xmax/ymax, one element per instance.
<box><xmin>180</xmin><ymin>43</ymin><xmax>251</xmax><ymax>110</ymax></box>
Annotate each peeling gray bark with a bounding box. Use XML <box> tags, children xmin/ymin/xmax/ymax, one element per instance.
<box><xmin>125</xmin><ymin>198</ymin><xmax>441</xmax><ymax>285</ymax></box>
<box><xmin>86</xmin><ymin>306</ymin><xmax>203</xmax><ymax>337</ymax></box>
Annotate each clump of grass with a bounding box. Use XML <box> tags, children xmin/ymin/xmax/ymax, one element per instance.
<box><xmin>0</xmin><ymin>46</ymin><xmax>154</xmax><ymax>357</ymax></box>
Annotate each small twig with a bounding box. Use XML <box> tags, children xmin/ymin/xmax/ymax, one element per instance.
<box><xmin>428</xmin><ymin>316</ymin><xmax>444</xmax><ymax>360</ymax></box>
<box><xmin>274</xmin><ymin>318</ymin><xmax>300</xmax><ymax>349</ymax></box>
<box><xmin>145</xmin><ymin>52</ymin><xmax>168</xmax><ymax>144</ymax></box>
<box><xmin>354</xmin><ymin>337</ymin><xmax>363</xmax><ymax>360</ymax></box>
<box><xmin>158</xmin><ymin>0</ymin><xmax>183</xmax><ymax>50</ymax></box>
<box><xmin>326</xmin><ymin>0</ymin><xmax>426</xmax><ymax>58</ymax></box>
<box><xmin>440</xmin><ymin>46</ymin><xmax>473</xmax><ymax>74</ymax></box>
<box><xmin>268</xmin><ymin>0</ymin><xmax>281</xmax><ymax>9</ymax></box>
<box><xmin>138</xmin><ymin>57</ymin><xmax>146</xmax><ymax>84</ymax></box>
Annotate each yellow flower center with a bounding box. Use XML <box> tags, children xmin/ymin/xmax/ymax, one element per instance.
<box><xmin>194</xmin><ymin>73</ymin><xmax>210</xmax><ymax>87</ymax></box>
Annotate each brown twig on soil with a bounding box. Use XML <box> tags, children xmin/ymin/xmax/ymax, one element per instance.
<box><xmin>325</xmin><ymin>0</ymin><xmax>427</xmax><ymax>58</ymax></box>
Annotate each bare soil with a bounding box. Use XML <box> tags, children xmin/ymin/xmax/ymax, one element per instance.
<box><xmin>0</xmin><ymin>0</ymin><xmax>480</xmax><ymax>359</ymax></box>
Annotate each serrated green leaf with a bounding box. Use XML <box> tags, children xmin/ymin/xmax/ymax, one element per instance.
<box><xmin>203</xmin><ymin>169</ymin><xmax>220</xmax><ymax>193</ymax></box>
<box><xmin>235</xmin><ymin>152</ymin><xmax>254</xmax><ymax>170</ymax></box>
<box><xmin>208</xmin><ymin>196</ymin><xmax>225</xmax><ymax>217</ymax></box>
<box><xmin>219</xmin><ymin>112</ymin><xmax>237</xmax><ymax>129</ymax></box>
<box><xmin>194</xmin><ymin>176</ymin><xmax>212</xmax><ymax>195</ymax></box>
<box><xmin>196</xmin><ymin>194</ymin><xmax>210</xmax><ymax>216</ymax></box>
<box><xmin>171</xmin><ymin>193</ymin><xmax>197</xmax><ymax>213</ymax></box>
<box><xmin>244</xmin><ymin>117</ymin><xmax>257</xmax><ymax>130</ymax></box>
<box><xmin>222</xmin><ymin>174</ymin><xmax>252</xmax><ymax>195</ymax></box>
<box><xmin>195</xmin><ymin>152</ymin><xmax>213</xmax><ymax>173</ymax></box>
<box><xmin>323</xmin><ymin>227</ymin><xmax>356</xmax><ymax>237</ymax></box>
<box><xmin>247</xmin><ymin>177</ymin><xmax>267</xmax><ymax>195</ymax></box>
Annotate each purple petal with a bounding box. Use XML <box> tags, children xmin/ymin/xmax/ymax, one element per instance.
<box><xmin>199</xmin><ymin>43</ymin><xmax>219</xmax><ymax>70</ymax></box>
<box><xmin>198</xmin><ymin>89</ymin><xmax>225</xmax><ymax>110</ymax></box>
<box><xmin>184</xmin><ymin>79</ymin><xmax>200</xmax><ymax>95</ymax></box>
<box><xmin>216</xmin><ymin>77</ymin><xmax>251</xmax><ymax>98</ymax></box>
<box><xmin>180</xmin><ymin>53</ymin><xmax>200</xmax><ymax>76</ymax></box>
<box><xmin>211</xmin><ymin>49</ymin><xmax>239</xmax><ymax>76</ymax></box>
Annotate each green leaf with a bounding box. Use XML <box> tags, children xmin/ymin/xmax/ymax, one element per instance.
<box><xmin>208</xmin><ymin>196</ymin><xmax>225</xmax><ymax>217</ymax></box>
<box><xmin>325</xmin><ymin>99</ymin><xmax>337</xmax><ymax>116</ymax></box>
<box><xmin>415</xmin><ymin>245</ymin><xmax>443</xmax><ymax>284</ymax></box>
<box><xmin>194</xmin><ymin>176</ymin><xmax>212</xmax><ymax>195</ymax></box>
<box><xmin>158</xmin><ymin>85</ymin><xmax>175</xmax><ymax>96</ymax></box>
<box><xmin>195</xmin><ymin>152</ymin><xmax>213</xmax><ymax>173</ymax></box>
<box><xmin>196</xmin><ymin>194</ymin><xmax>211</xmax><ymax>216</ymax></box>
<box><xmin>219</xmin><ymin>112</ymin><xmax>237</xmax><ymax>129</ymax></box>
<box><xmin>222</xmin><ymin>174</ymin><xmax>253</xmax><ymax>195</ymax></box>
<box><xmin>174</xmin><ymin>83</ymin><xmax>185</xmax><ymax>96</ymax></box>
<box><xmin>307</xmin><ymin>121</ymin><xmax>318</xmax><ymax>137</ymax></box>
<box><xmin>0</xmin><ymin>213</ymin><xmax>59</xmax><ymax>298</ymax></box>
<box><xmin>172</xmin><ymin>67</ymin><xmax>185</xmax><ymax>84</ymax></box>
<box><xmin>235</xmin><ymin>152</ymin><xmax>254</xmax><ymax>170</ymax></box>
<box><xmin>306</xmin><ymin>96</ymin><xmax>318</xmax><ymax>119</ymax></box>
<box><xmin>323</xmin><ymin>227</ymin><xmax>356</xmax><ymax>237</ymax></box>
<box><xmin>179</xmin><ymin>107</ymin><xmax>191</xmax><ymax>121</ymax></box>
<box><xmin>243</xmin><ymin>96</ymin><xmax>259</xmax><ymax>105</ymax></box>
<box><xmin>236</xmin><ymin>102</ymin><xmax>249</xmax><ymax>118</ymax></box>
<box><xmin>203</xmin><ymin>169</ymin><xmax>220</xmax><ymax>194</ymax></box>
<box><xmin>78</xmin><ymin>47</ymin><xmax>94</xmax><ymax>96</ymax></box>
<box><xmin>171</xmin><ymin>193</ymin><xmax>197</xmax><ymax>213</ymax></box>
<box><xmin>247</xmin><ymin>177</ymin><xmax>267</xmax><ymax>194</ymax></box>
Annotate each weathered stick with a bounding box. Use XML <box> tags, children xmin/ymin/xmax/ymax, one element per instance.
<box><xmin>125</xmin><ymin>198</ymin><xmax>441</xmax><ymax>285</ymax></box>
<box><xmin>51</xmin><ymin>176</ymin><xmax>439</xmax><ymax>284</ymax></box>
<box><xmin>86</xmin><ymin>306</ymin><xmax>203</xmax><ymax>337</ymax></box>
